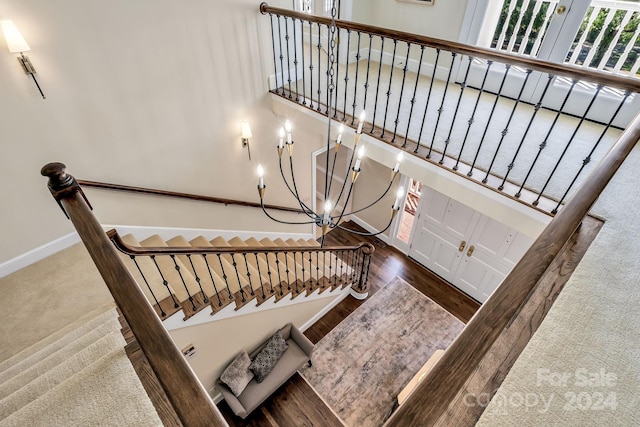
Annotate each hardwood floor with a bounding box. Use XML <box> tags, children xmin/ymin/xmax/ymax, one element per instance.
<box><xmin>216</xmin><ymin>218</ymin><xmax>602</xmax><ymax>426</ymax></box>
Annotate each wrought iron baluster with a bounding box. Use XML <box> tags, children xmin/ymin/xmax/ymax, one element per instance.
<box><xmin>216</xmin><ymin>254</ymin><xmax>233</xmax><ymax>300</ymax></box>
<box><xmin>440</xmin><ymin>56</ymin><xmax>472</xmax><ymax>163</ymax></box>
<box><xmin>269</xmin><ymin>14</ymin><xmax>280</xmax><ymax>93</ymax></box>
<box><xmin>132</xmin><ymin>256</ymin><xmax>164</xmax><ymax>317</ymax></box>
<box><xmin>392</xmin><ymin>42</ymin><xmax>410</xmax><ymax>143</ymax></box>
<box><xmin>483</xmin><ymin>69</ymin><xmax>533</xmax><ymax>184</ymax></box>
<box><xmin>150</xmin><ymin>256</ymin><xmax>180</xmax><ymax>309</ymax></box>
<box><xmin>535</xmin><ymin>86</ymin><xmax>603</xmax><ymax>209</ymax></box>
<box><xmin>469</xmin><ymin>64</ymin><xmax>511</xmax><ymax>176</ymax></box>
<box><xmin>380</xmin><ymin>39</ymin><xmax>398</xmax><ymax>139</ymax></box>
<box><xmin>284</xmin><ymin>251</ymin><xmax>292</xmax><ymax>291</ymax></box>
<box><xmin>293</xmin><ymin>252</ymin><xmax>300</xmax><ymax>292</ymax></box>
<box><xmin>284</xmin><ymin>17</ymin><xmax>293</xmax><ymax>98</ymax></box>
<box><xmin>230</xmin><ymin>254</ymin><xmax>246</xmax><ymax>303</ymax></box>
<box><xmin>334</xmin><ymin>27</ymin><xmax>340</xmax><ymax>117</ymax></box>
<box><xmin>277</xmin><ymin>15</ymin><xmax>286</xmax><ymax>96</ymax></box>
<box><xmin>300</xmin><ymin>18</ymin><xmax>306</xmax><ymax>105</ymax></box>
<box><xmin>325</xmin><ymin>24</ymin><xmax>332</xmax><ymax>115</ymax></box>
<box><xmin>187</xmin><ymin>255</ymin><xmax>208</xmax><ymax>304</ymax></box>
<box><xmin>242</xmin><ymin>253</ymin><xmax>255</xmax><ymax>296</ymax></box>
<box><xmin>499</xmin><ymin>74</ymin><xmax>553</xmax><ymax>190</ymax></box>
<box><xmin>362</xmin><ymin>34</ymin><xmax>373</xmax><ymax>117</ymax></box>
<box><xmin>342</xmin><ymin>29</ymin><xmax>352</xmax><ymax>121</ymax></box>
<box><xmin>253</xmin><ymin>253</ymin><xmax>266</xmax><ymax>299</ymax></box>
<box><xmin>330</xmin><ymin>252</ymin><xmax>337</xmax><ymax>288</ymax></box>
<box><xmin>427</xmin><ymin>52</ymin><xmax>457</xmax><ymax>159</ymax></box>
<box><xmin>553</xmin><ymin>91</ymin><xmax>630</xmax><ymax>213</ymax></box>
<box><xmin>351</xmin><ymin>32</ymin><xmax>362</xmax><ymax>124</ymax></box>
<box><xmin>170</xmin><ymin>255</ymin><xmax>196</xmax><ymax>312</ymax></box>
<box><xmin>455</xmin><ymin>60</ymin><xmax>492</xmax><ymax>170</ymax></box>
<box><xmin>265</xmin><ymin>252</ymin><xmax>277</xmax><ymax>295</ymax></box>
<box><xmin>309</xmin><ymin>21</ymin><xmax>314</xmax><ymax>109</ymax></box>
<box><xmin>317</xmin><ymin>23</ymin><xmax>322</xmax><ymax>112</ymax></box>
<box><xmin>371</xmin><ymin>37</ymin><xmax>385</xmax><ymax>133</ymax></box>
<box><xmin>517</xmin><ymin>78</ymin><xmax>577</xmax><ymax>197</ymax></box>
<box><xmin>202</xmin><ymin>254</ymin><xmax>223</xmax><ymax>307</ymax></box>
<box><xmin>275</xmin><ymin>252</ymin><xmax>284</xmax><ymax>293</ymax></box>
<box><xmin>292</xmin><ymin>18</ymin><xmax>300</xmax><ymax>101</ymax></box>
<box><xmin>403</xmin><ymin>45</ymin><xmax>425</xmax><ymax>148</ymax></box>
<box><xmin>416</xmin><ymin>48</ymin><xmax>440</xmax><ymax>153</ymax></box>
<box><xmin>316</xmin><ymin>251</ymin><xmax>321</xmax><ymax>289</ymax></box>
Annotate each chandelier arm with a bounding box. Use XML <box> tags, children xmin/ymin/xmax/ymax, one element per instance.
<box><xmin>340</xmin><ymin>173</ymin><xmax>398</xmax><ymax>217</ymax></box>
<box><xmin>260</xmin><ymin>199</ymin><xmax>318</xmax><ymax>225</ymax></box>
<box><xmin>333</xmin><ymin>214</ymin><xmax>395</xmax><ymax>236</ymax></box>
<box><xmin>329</xmin><ymin>179</ymin><xmax>355</xmax><ymax>226</ymax></box>
<box><xmin>278</xmin><ymin>155</ymin><xmax>316</xmax><ymax>218</ymax></box>
<box><xmin>331</xmin><ymin>144</ymin><xmax>358</xmax><ymax>212</ymax></box>
<box><xmin>288</xmin><ymin>155</ymin><xmax>317</xmax><ymax>217</ymax></box>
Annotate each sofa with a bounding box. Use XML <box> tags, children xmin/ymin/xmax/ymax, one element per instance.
<box><xmin>216</xmin><ymin>323</ymin><xmax>315</xmax><ymax>419</ymax></box>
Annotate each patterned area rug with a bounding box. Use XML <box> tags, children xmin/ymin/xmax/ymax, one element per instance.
<box><xmin>299</xmin><ymin>277</ymin><xmax>464</xmax><ymax>426</ymax></box>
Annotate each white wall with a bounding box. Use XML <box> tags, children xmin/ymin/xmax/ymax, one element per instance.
<box><xmin>352</xmin><ymin>0</ymin><xmax>470</xmax><ymax>42</ymax></box>
<box><xmin>0</xmin><ymin>0</ymin><xmax>319</xmax><ymax>264</ymax></box>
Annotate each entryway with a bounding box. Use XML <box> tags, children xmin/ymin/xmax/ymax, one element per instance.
<box><xmin>394</xmin><ymin>184</ymin><xmax>534</xmax><ymax>303</ymax></box>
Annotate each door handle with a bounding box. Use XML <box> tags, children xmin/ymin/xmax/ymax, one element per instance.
<box><xmin>458</xmin><ymin>240</ymin><xmax>466</xmax><ymax>252</ymax></box>
<box><xmin>556</xmin><ymin>5</ymin><xmax>567</xmax><ymax>14</ymax></box>
<box><xmin>467</xmin><ymin>245</ymin><xmax>475</xmax><ymax>257</ymax></box>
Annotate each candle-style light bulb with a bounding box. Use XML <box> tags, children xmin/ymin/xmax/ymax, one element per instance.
<box><xmin>285</xmin><ymin>120</ymin><xmax>292</xmax><ymax>144</ymax></box>
<box><xmin>354</xmin><ymin>145</ymin><xmax>365</xmax><ymax>171</ymax></box>
<box><xmin>323</xmin><ymin>200</ymin><xmax>333</xmax><ymax>224</ymax></box>
<box><xmin>336</xmin><ymin>124</ymin><xmax>344</xmax><ymax>145</ymax></box>
<box><xmin>257</xmin><ymin>164</ymin><xmax>265</xmax><ymax>188</ymax></box>
<box><xmin>393</xmin><ymin>151</ymin><xmax>403</xmax><ymax>173</ymax></box>
<box><xmin>357</xmin><ymin>111</ymin><xmax>366</xmax><ymax>134</ymax></box>
<box><xmin>393</xmin><ymin>185</ymin><xmax>405</xmax><ymax>211</ymax></box>
<box><xmin>278</xmin><ymin>127</ymin><xmax>285</xmax><ymax>149</ymax></box>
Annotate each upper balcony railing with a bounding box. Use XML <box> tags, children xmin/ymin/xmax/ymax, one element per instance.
<box><xmin>260</xmin><ymin>2</ymin><xmax>640</xmax><ymax>215</ymax></box>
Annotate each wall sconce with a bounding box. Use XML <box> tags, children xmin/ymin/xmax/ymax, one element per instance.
<box><xmin>1</xmin><ymin>20</ymin><xmax>46</xmax><ymax>99</ymax></box>
<box><xmin>241</xmin><ymin>120</ymin><xmax>253</xmax><ymax>160</ymax></box>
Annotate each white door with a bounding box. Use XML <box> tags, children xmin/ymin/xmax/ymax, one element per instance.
<box><xmin>408</xmin><ymin>188</ymin><xmax>479</xmax><ymax>281</ymax></box>
<box><xmin>408</xmin><ymin>187</ymin><xmax>534</xmax><ymax>302</ymax></box>
<box><xmin>462</xmin><ymin>0</ymin><xmax>640</xmax><ymax>127</ymax></box>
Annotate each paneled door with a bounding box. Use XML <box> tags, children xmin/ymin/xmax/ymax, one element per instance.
<box><xmin>408</xmin><ymin>187</ymin><xmax>534</xmax><ymax>302</ymax></box>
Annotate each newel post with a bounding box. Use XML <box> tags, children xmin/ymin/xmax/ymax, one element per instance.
<box><xmin>41</xmin><ymin>162</ymin><xmax>92</xmax><ymax>218</ymax></box>
<box><xmin>351</xmin><ymin>243</ymin><xmax>374</xmax><ymax>300</ymax></box>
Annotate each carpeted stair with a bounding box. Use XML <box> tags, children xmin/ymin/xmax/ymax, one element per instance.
<box><xmin>0</xmin><ymin>306</ymin><xmax>162</xmax><ymax>426</ymax></box>
<box><xmin>118</xmin><ymin>233</ymin><xmax>354</xmax><ymax>322</ymax></box>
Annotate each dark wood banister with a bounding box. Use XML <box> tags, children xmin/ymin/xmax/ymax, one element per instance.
<box><xmin>383</xmin><ymin>106</ymin><xmax>640</xmax><ymax>423</ymax></box>
<box><xmin>78</xmin><ymin>179</ymin><xmax>304</xmax><ymax>214</ymax></box>
<box><xmin>260</xmin><ymin>2</ymin><xmax>640</xmax><ymax>93</ymax></box>
<box><xmin>108</xmin><ymin>228</ymin><xmax>374</xmax><ymax>256</ymax></box>
<box><xmin>41</xmin><ymin>163</ymin><xmax>226</xmax><ymax>427</ymax></box>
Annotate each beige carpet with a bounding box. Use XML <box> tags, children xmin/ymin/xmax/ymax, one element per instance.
<box><xmin>0</xmin><ymin>243</ymin><xmax>114</xmax><ymax>363</ymax></box>
<box><xmin>475</xmin><ymin>144</ymin><xmax>640</xmax><ymax>425</ymax></box>
<box><xmin>299</xmin><ymin>277</ymin><xmax>464</xmax><ymax>427</ymax></box>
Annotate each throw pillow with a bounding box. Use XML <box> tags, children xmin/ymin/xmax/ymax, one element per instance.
<box><xmin>220</xmin><ymin>351</ymin><xmax>254</xmax><ymax>397</ymax></box>
<box><xmin>249</xmin><ymin>332</ymin><xmax>289</xmax><ymax>383</ymax></box>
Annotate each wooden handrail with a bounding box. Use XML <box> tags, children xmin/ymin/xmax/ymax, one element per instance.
<box><xmin>42</xmin><ymin>163</ymin><xmax>226</xmax><ymax>427</ymax></box>
<box><xmin>260</xmin><ymin>2</ymin><xmax>640</xmax><ymax>93</ymax></box>
<box><xmin>384</xmin><ymin>114</ymin><xmax>640</xmax><ymax>423</ymax></box>
<box><xmin>108</xmin><ymin>229</ymin><xmax>374</xmax><ymax>256</ymax></box>
<box><xmin>78</xmin><ymin>179</ymin><xmax>304</xmax><ymax>214</ymax></box>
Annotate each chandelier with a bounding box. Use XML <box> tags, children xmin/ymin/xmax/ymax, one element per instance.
<box><xmin>256</xmin><ymin>0</ymin><xmax>405</xmax><ymax>244</ymax></box>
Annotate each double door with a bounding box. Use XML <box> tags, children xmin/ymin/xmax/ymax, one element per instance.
<box><xmin>408</xmin><ymin>187</ymin><xmax>533</xmax><ymax>303</ymax></box>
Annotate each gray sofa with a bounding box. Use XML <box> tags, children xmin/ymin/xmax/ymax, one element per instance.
<box><xmin>216</xmin><ymin>323</ymin><xmax>314</xmax><ymax>419</ymax></box>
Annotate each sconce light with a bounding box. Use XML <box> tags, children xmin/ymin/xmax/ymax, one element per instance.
<box><xmin>241</xmin><ymin>120</ymin><xmax>253</xmax><ymax>160</ymax></box>
<box><xmin>1</xmin><ymin>20</ymin><xmax>46</xmax><ymax>99</ymax></box>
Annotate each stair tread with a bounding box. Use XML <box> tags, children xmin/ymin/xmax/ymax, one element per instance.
<box><xmin>0</xmin><ymin>331</ymin><xmax>126</xmax><ymax>419</ymax></box>
<box><xmin>165</xmin><ymin>236</ymin><xmax>223</xmax><ymax>299</ymax></box>
<box><xmin>189</xmin><ymin>236</ymin><xmax>247</xmax><ymax>295</ymax></box>
<box><xmin>0</xmin><ymin>315</ymin><xmax>121</xmax><ymax>388</ymax></box>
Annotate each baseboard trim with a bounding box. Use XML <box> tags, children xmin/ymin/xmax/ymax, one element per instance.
<box><xmin>0</xmin><ymin>232</ymin><xmax>80</xmax><ymax>279</ymax></box>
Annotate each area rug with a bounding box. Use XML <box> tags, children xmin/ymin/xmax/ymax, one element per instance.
<box><xmin>299</xmin><ymin>277</ymin><xmax>464</xmax><ymax>426</ymax></box>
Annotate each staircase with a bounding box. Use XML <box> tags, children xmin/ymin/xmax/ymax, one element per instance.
<box><xmin>110</xmin><ymin>231</ymin><xmax>373</xmax><ymax>324</ymax></box>
<box><xmin>0</xmin><ymin>305</ymin><xmax>162</xmax><ymax>426</ymax></box>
